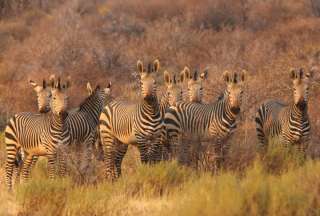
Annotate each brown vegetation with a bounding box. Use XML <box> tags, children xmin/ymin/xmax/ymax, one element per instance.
<box><xmin>0</xmin><ymin>0</ymin><xmax>320</xmax><ymax>168</ymax></box>
<box><xmin>0</xmin><ymin>1</ymin><xmax>320</xmax><ymax>214</ymax></box>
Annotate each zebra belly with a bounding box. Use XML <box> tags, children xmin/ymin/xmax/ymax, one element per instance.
<box><xmin>26</xmin><ymin>145</ymin><xmax>48</xmax><ymax>156</ymax></box>
<box><xmin>116</xmin><ymin>133</ymin><xmax>137</xmax><ymax>145</ymax></box>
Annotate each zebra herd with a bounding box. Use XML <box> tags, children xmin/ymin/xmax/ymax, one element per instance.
<box><xmin>4</xmin><ymin>59</ymin><xmax>313</xmax><ymax>190</ymax></box>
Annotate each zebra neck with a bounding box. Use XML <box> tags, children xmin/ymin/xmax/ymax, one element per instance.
<box><xmin>80</xmin><ymin>92</ymin><xmax>104</xmax><ymax>120</ymax></box>
<box><xmin>143</xmin><ymin>95</ymin><xmax>160</xmax><ymax>116</ymax></box>
<box><xmin>159</xmin><ymin>92</ymin><xmax>169</xmax><ymax>115</ymax></box>
<box><xmin>221</xmin><ymin>99</ymin><xmax>238</xmax><ymax>125</ymax></box>
<box><xmin>50</xmin><ymin>112</ymin><xmax>68</xmax><ymax>133</ymax></box>
<box><xmin>291</xmin><ymin>103</ymin><xmax>307</xmax><ymax>121</ymax></box>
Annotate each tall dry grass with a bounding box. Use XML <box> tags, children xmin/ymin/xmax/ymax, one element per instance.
<box><xmin>0</xmin><ymin>1</ymin><xmax>320</xmax><ymax>214</ymax></box>
<box><xmin>0</xmin><ymin>0</ymin><xmax>319</xmax><ymax>159</ymax></box>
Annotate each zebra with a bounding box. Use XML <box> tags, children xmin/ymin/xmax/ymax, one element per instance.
<box><xmin>255</xmin><ymin>68</ymin><xmax>313</xmax><ymax>158</ymax></box>
<box><xmin>99</xmin><ymin>59</ymin><xmax>163</xmax><ymax>180</ymax></box>
<box><xmin>181</xmin><ymin>67</ymin><xmax>208</xmax><ymax>103</ymax></box>
<box><xmin>21</xmin><ymin>80</ymin><xmax>111</xmax><ymax>179</ymax></box>
<box><xmin>164</xmin><ymin>70</ymin><xmax>247</xmax><ymax>169</ymax></box>
<box><xmin>100</xmin><ymin>69</ymin><xmax>186</xmax><ymax>176</ymax></box>
<box><xmin>5</xmin><ymin>77</ymin><xmax>71</xmax><ymax>190</ymax></box>
<box><xmin>12</xmin><ymin>77</ymin><xmax>55</xmax><ymax>181</ymax></box>
<box><xmin>158</xmin><ymin>69</ymin><xmax>185</xmax><ymax>160</ymax></box>
<box><xmin>29</xmin><ymin>77</ymin><xmax>53</xmax><ymax>113</ymax></box>
<box><xmin>178</xmin><ymin>67</ymin><xmax>211</xmax><ymax>167</ymax></box>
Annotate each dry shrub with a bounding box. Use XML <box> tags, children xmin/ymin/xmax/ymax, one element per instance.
<box><xmin>0</xmin><ymin>0</ymin><xmax>320</xmax><ymax>183</ymax></box>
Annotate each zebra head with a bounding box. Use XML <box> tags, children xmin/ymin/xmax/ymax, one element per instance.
<box><xmin>290</xmin><ymin>68</ymin><xmax>313</xmax><ymax>109</ymax></box>
<box><xmin>50</xmin><ymin>77</ymin><xmax>70</xmax><ymax>116</ymax></box>
<box><xmin>163</xmin><ymin>70</ymin><xmax>184</xmax><ymax>106</ymax></box>
<box><xmin>29</xmin><ymin>75</ymin><xmax>55</xmax><ymax>113</ymax></box>
<box><xmin>137</xmin><ymin>59</ymin><xmax>160</xmax><ymax>100</ymax></box>
<box><xmin>223</xmin><ymin>70</ymin><xmax>246</xmax><ymax>114</ymax></box>
<box><xmin>87</xmin><ymin>81</ymin><xmax>112</xmax><ymax>98</ymax></box>
<box><xmin>182</xmin><ymin>67</ymin><xmax>208</xmax><ymax>103</ymax></box>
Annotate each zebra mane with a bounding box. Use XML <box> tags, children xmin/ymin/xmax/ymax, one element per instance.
<box><xmin>79</xmin><ymin>85</ymin><xmax>101</xmax><ymax>111</ymax></box>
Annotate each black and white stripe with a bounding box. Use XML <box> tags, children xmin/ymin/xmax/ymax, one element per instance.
<box><xmin>99</xmin><ymin>60</ymin><xmax>163</xmax><ymax>180</ymax></box>
<box><xmin>164</xmin><ymin>70</ymin><xmax>246</xmax><ymax>169</ymax></box>
<box><xmin>255</xmin><ymin>68</ymin><xmax>312</xmax><ymax>157</ymax></box>
<box><xmin>5</xmin><ymin>78</ymin><xmax>71</xmax><ymax>190</ymax></box>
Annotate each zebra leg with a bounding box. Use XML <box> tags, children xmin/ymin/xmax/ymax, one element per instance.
<box><xmin>17</xmin><ymin>155</ymin><xmax>39</xmax><ymax>183</ymax></box>
<box><xmin>114</xmin><ymin>140</ymin><xmax>128</xmax><ymax>177</ymax></box>
<box><xmin>21</xmin><ymin>154</ymin><xmax>34</xmax><ymax>183</ymax></box>
<box><xmin>47</xmin><ymin>153</ymin><xmax>57</xmax><ymax>179</ymax></box>
<box><xmin>148</xmin><ymin>136</ymin><xmax>162</xmax><ymax>163</ymax></box>
<box><xmin>191</xmin><ymin>138</ymin><xmax>201</xmax><ymax>169</ymax></box>
<box><xmin>5</xmin><ymin>144</ymin><xmax>19</xmax><ymax>190</ymax></box>
<box><xmin>296</xmin><ymin>142</ymin><xmax>308</xmax><ymax>163</ymax></box>
<box><xmin>80</xmin><ymin>133</ymin><xmax>95</xmax><ymax>174</ymax></box>
<box><xmin>101</xmin><ymin>134</ymin><xmax>117</xmax><ymax>180</ymax></box>
<box><xmin>213</xmin><ymin>139</ymin><xmax>223</xmax><ymax>172</ymax></box>
<box><xmin>166</xmin><ymin>129</ymin><xmax>180</xmax><ymax>161</ymax></box>
<box><xmin>136</xmin><ymin>136</ymin><xmax>149</xmax><ymax>164</ymax></box>
<box><xmin>58</xmin><ymin>152</ymin><xmax>67</xmax><ymax>177</ymax></box>
<box><xmin>178</xmin><ymin>135</ymin><xmax>191</xmax><ymax>166</ymax></box>
<box><xmin>221</xmin><ymin>141</ymin><xmax>231</xmax><ymax>170</ymax></box>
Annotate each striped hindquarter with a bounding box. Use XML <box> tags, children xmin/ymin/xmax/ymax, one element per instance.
<box><xmin>99</xmin><ymin>98</ymin><xmax>162</xmax><ymax>179</ymax></box>
<box><xmin>255</xmin><ymin>101</ymin><xmax>311</xmax><ymax>154</ymax></box>
<box><xmin>165</xmin><ymin>98</ymin><xmax>238</xmax><ymax>168</ymax></box>
<box><xmin>255</xmin><ymin>68</ymin><xmax>312</xmax><ymax>158</ymax></box>
<box><xmin>5</xmin><ymin>77</ymin><xmax>70</xmax><ymax>190</ymax></box>
<box><xmin>164</xmin><ymin>70</ymin><xmax>246</xmax><ymax>169</ymax></box>
<box><xmin>21</xmin><ymin>86</ymin><xmax>107</xmax><ymax>178</ymax></box>
<box><xmin>5</xmin><ymin>112</ymin><xmax>70</xmax><ymax>190</ymax></box>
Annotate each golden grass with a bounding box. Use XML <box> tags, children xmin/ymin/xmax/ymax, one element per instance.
<box><xmin>0</xmin><ymin>0</ymin><xmax>320</xmax><ymax>215</ymax></box>
<box><xmin>0</xmin><ymin>159</ymin><xmax>317</xmax><ymax>216</ymax></box>
<box><xmin>0</xmin><ymin>140</ymin><xmax>319</xmax><ymax>216</ymax></box>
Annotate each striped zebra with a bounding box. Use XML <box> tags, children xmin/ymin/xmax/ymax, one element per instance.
<box><xmin>29</xmin><ymin>77</ymin><xmax>53</xmax><ymax>113</ymax></box>
<box><xmin>5</xmin><ymin>77</ymin><xmax>71</xmax><ymax>190</ymax></box>
<box><xmin>99</xmin><ymin>59</ymin><xmax>163</xmax><ymax>180</ymax></box>
<box><xmin>182</xmin><ymin>67</ymin><xmax>208</xmax><ymax>103</ymax></box>
<box><xmin>158</xmin><ymin>69</ymin><xmax>185</xmax><ymax>160</ymax></box>
<box><xmin>100</xmin><ymin>69</ymin><xmax>186</xmax><ymax>176</ymax></box>
<box><xmin>255</xmin><ymin>68</ymin><xmax>312</xmax><ymax>158</ymax></box>
<box><xmin>20</xmin><ymin>80</ymin><xmax>111</xmax><ymax>179</ymax></box>
<box><xmin>13</xmin><ymin>78</ymin><xmax>55</xmax><ymax>181</ymax></box>
<box><xmin>164</xmin><ymin>70</ymin><xmax>247</xmax><ymax>169</ymax></box>
<box><xmin>179</xmin><ymin>67</ymin><xmax>210</xmax><ymax>167</ymax></box>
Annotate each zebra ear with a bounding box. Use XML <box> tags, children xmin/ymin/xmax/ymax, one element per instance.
<box><xmin>107</xmin><ymin>81</ymin><xmax>112</xmax><ymax>89</ymax></box>
<box><xmin>193</xmin><ymin>70</ymin><xmax>198</xmax><ymax>81</ymax></box>
<box><xmin>299</xmin><ymin>68</ymin><xmax>304</xmax><ymax>79</ymax></box>
<box><xmin>173</xmin><ymin>75</ymin><xmax>177</xmax><ymax>84</ymax></box>
<box><xmin>290</xmin><ymin>69</ymin><xmax>297</xmax><ymax>80</ymax></box>
<box><xmin>153</xmin><ymin>59</ymin><xmax>160</xmax><ymax>73</ymax></box>
<box><xmin>137</xmin><ymin>60</ymin><xmax>144</xmax><ymax>74</ymax></box>
<box><xmin>164</xmin><ymin>70</ymin><xmax>171</xmax><ymax>85</ymax></box>
<box><xmin>306</xmin><ymin>69</ymin><xmax>314</xmax><ymax>79</ymax></box>
<box><xmin>240</xmin><ymin>70</ymin><xmax>247</xmax><ymax>82</ymax></box>
<box><xmin>87</xmin><ymin>82</ymin><xmax>93</xmax><ymax>95</ymax></box>
<box><xmin>29</xmin><ymin>80</ymin><xmax>38</xmax><ymax>87</ymax></box>
<box><xmin>49</xmin><ymin>74</ymin><xmax>55</xmax><ymax>83</ymax></box>
<box><xmin>181</xmin><ymin>66</ymin><xmax>190</xmax><ymax>82</ymax></box>
<box><xmin>223</xmin><ymin>70</ymin><xmax>230</xmax><ymax>83</ymax></box>
<box><xmin>65</xmin><ymin>76</ymin><xmax>71</xmax><ymax>89</ymax></box>
<box><xmin>42</xmin><ymin>79</ymin><xmax>47</xmax><ymax>89</ymax></box>
<box><xmin>55</xmin><ymin>77</ymin><xmax>61</xmax><ymax>89</ymax></box>
<box><xmin>200</xmin><ymin>68</ymin><xmax>209</xmax><ymax>80</ymax></box>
